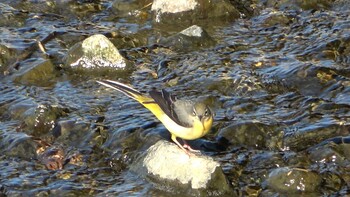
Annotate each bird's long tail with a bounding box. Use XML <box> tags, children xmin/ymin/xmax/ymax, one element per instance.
<box><xmin>97</xmin><ymin>79</ymin><xmax>166</xmax><ymax>121</ymax></box>
<box><xmin>97</xmin><ymin>80</ymin><xmax>151</xmax><ymax>103</ymax></box>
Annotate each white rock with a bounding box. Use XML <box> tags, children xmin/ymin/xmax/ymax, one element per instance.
<box><xmin>151</xmin><ymin>0</ymin><xmax>198</xmax><ymax>13</ymax></box>
<box><xmin>180</xmin><ymin>25</ymin><xmax>204</xmax><ymax>37</ymax></box>
<box><xmin>130</xmin><ymin>140</ymin><xmax>234</xmax><ymax>195</ymax></box>
<box><xmin>151</xmin><ymin>0</ymin><xmax>239</xmax><ymax>23</ymax></box>
<box><xmin>65</xmin><ymin>34</ymin><xmax>128</xmax><ymax>70</ymax></box>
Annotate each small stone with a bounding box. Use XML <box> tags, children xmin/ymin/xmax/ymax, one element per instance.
<box><xmin>51</xmin><ymin>120</ymin><xmax>90</xmax><ymax>145</ymax></box>
<box><xmin>64</xmin><ymin>34</ymin><xmax>132</xmax><ymax>77</ymax></box>
<box><xmin>180</xmin><ymin>25</ymin><xmax>206</xmax><ymax>37</ymax></box>
<box><xmin>151</xmin><ymin>0</ymin><xmax>239</xmax><ymax>23</ymax></box>
<box><xmin>1</xmin><ymin>131</ymin><xmax>37</xmax><ymax>159</ymax></box>
<box><xmin>0</xmin><ymin>44</ymin><xmax>15</xmax><ymax>72</ymax></box>
<box><xmin>266</xmin><ymin>167</ymin><xmax>321</xmax><ymax>193</ymax></box>
<box><xmin>8</xmin><ymin>102</ymin><xmax>63</xmax><ymax>136</ymax></box>
<box><xmin>38</xmin><ymin>145</ymin><xmax>65</xmax><ymax>170</ymax></box>
<box><xmin>0</xmin><ymin>3</ymin><xmax>25</xmax><ymax>27</ymax></box>
<box><xmin>11</xmin><ymin>59</ymin><xmax>57</xmax><ymax>87</ymax></box>
<box><xmin>159</xmin><ymin>25</ymin><xmax>216</xmax><ymax>51</ymax></box>
<box><xmin>151</xmin><ymin>0</ymin><xmax>198</xmax><ymax>13</ymax></box>
<box><xmin>253</xmin><ymin>8</ymin><xmax>291</xmax><ymax>27</ymax></box>
<box><xmin>218</xmin><ymin>121</ymin><xmax>271</xmax><ymax>148</ymax></box>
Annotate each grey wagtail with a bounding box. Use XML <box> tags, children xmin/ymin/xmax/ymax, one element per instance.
<box><xmin>97</xmin><ymin>80</ymin><xmax>213</xmax><ymax>153</ymax></box>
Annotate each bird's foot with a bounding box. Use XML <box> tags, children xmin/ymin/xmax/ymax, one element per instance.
<box><xmin>183</xmin><ymin>143</ymin><xmax>201</xmax><ymax>153</ymax></box>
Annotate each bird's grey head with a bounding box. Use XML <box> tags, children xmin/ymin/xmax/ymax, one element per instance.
<box><xmin>192</xmin><ymin>102</ymin><xmax>212</xmax><ymax>121</ymax></box>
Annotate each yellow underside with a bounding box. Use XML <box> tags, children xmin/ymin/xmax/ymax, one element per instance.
<box><xmin>134</xmin><ymin>94</ymin><xmax>212</xmax><ymax>140</ymax></box>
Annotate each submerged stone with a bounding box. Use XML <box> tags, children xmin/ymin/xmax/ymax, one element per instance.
<box><xmin>0</xmin><ymin>131</ymin><xmax>37</xmax><ymax>159</ymax></box>
<box><xmin>38</xmin><ymin>145</ymin><xmax>65</xmax><ymax>170</ymax></box>
<box><xmin>0</xmin><ymin>3</ymin><xmax>26</xmax><ymax>27</ymax></box>
<box><xmin>264</xmin><ymin>0</ymin><xmax>333</xmax><ymax>10</ymax></box>
<box><xmin>8</xmin><ymin>102</ymin><xmax>64</xmax><ymax>136</ymax></box>
<box><xmin>0</xmin><ymin>44</ymin><xmax>15</xmax><ymax>73</ymax></box>
<box><xmin>218</xmin><ymin>121</ymin><xmax>282</xmax><ymax>149</ymax></box>
<box><xmin>51</xmin><ymin>120</ymin><xmax>90</xmax><ymax>146</ymax></box>
<box><xmin>130</xmin><ymin>140</ymin><xmax>235</xmax><ymax>196</ymax></box>
<box><xmin>307</xmin><ymin>136</ymin><xmax>350</xmax><ymax>165</ymax></box>
<box><xmin>112</xmin><ymin>0</ymin><xmax>152</xmax><ymax>18</ymax></box>
<box><xmin>11</xmin><ymin>59</ymin><xmax>57</xmax><ymax>87</ymax></box>
<box><xmin>283</xmin><ymin>124</ymin><xmax>349</xmax><ymax>151</ymax></box>
<box><xmin>253</xmin><ymin>8</ymin><xmax>291</xmax><ymax>27</ymax></box>
<box><xmin>265</xmin><ymin>167</ymin><xmax>321</xmax><ymax>194</ymax></box>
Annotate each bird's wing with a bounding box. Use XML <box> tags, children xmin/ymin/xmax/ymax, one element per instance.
<box><xmin>149</xmin><ymin>89</ymin><xmax>191</xmax><ymax>128</ymax></box>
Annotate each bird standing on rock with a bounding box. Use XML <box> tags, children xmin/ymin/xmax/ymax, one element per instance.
<box><xmin>97</xmin><ymin>80</ymin><xmax>214</xmax><ymax>154</ymax></box>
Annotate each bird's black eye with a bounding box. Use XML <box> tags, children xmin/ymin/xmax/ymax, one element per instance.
<box><xmin>192</xmin><ymin>110</ymin><xmax>196</xmax><ymax>116</ymax></box>
<box><xmin>204</xmin><ymin>108</ymin><xmax>210</xmax><ymax>116</ymax></box>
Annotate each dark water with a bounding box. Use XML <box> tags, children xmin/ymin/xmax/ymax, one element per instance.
<box><xmin>1</xmin><ymin>0</ymin><xmax>350</xmax><ymax>196</ymax></box>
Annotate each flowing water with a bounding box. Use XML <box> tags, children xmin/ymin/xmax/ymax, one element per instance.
<box><xmin>1</xmin><ymin>0</ymin><xmax>350</xmax><ymax>196</ymax></box>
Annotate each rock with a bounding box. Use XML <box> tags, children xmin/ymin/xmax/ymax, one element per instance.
<box><xmin>264</xmin><ymin>0</ymin><xmax>333</xmax><ymax>11</ymax></box>
<box><xmin>180</xmin><ymin>25</ymin><xmax>208</xmax><ymax>37</ymax></box>
<box><xmin>64</xmin><ymin>34</ymin><xmax>132</xmax><ymax>77</ymax></box>
<box><xmin>38</xmin><ymin>145</ymin><xmax>65</xmax><ymax>170</ymax></box>
<box><xmin>333</xmin><ymin>0</ymin><xmax>350</xmax><ymax>11</ymax></box>
<box><xmin>283</xmin><ymin>124</ymin><xmax>349</xmax><ymax>151</ymax></box>
<box><xmin>218</xmin><ymin>121</ymin><xmax>282</xmax><ymax>149</ymax></box>
<box><xmin>159</xmin><ymin>25</ymin><xmax>216</xmax><ymax>51</ymax></box>
<box><xmin>0</xmin><ymin>3</ymin><xmax>26</xmax><ymax>27</ymax></box>
<box><xmin>152</xmin><ymin>0</ymin><xmax>197</xmax><ymax>13</ymax></box>
<box><xmin>130</xmin><ymin>140</ymin><xmax>235</xmax><ymax>196</ymax></box>
<box><xmin>112</xmin><ymin>0</ymin><xmax>152</xmax><ymax>18</ymax></box>
<box><xmin>265</xmin><ymin>167</ymin><xmax>321</xmax><ymax>194</ymax></box>
<box><xmin>245</xmin><ymin>152</ymin><xmax>284</xmax><ymax>172</ymax></box>
<box><xmin>151</xmin><ymin>0</ymin><xmax>239</xmax><ymax>23</ymax></box>
<box><xmin>0</xmin><ymin>44</ymin><xmax>16</xmax><ymax>73</ymax></box>
<box><xmin>307</xmin><ymin>136</ymin><xmax>350</xmax><ymax>164</ymax></box>
<box><xmin>0</xmin><ymin>131</ymin><xmax>37</xmax><ymax>159</ymax></box>
<box><xmin>253</xmin><ymin>8</ymin><xmax>291</xmax><ymax>27</ymax></box>
<box><xmin>8</xmin><ymin>102</ymin><xmax>64</xmax><ymax>136</ymax></box>
<box><xmin>51</xmin><ymin>120</ymin><xmax>90</xmax><ymax>146</ymax></box>
<box><xmin>297</xmin><ymin>0</ymin><xmax>332</xmax><ymax>10</ymax></box>
<box><xmin>7</xmin><ymin>101</ymin><xmax>37</xmax><ymax>120</ymax></box>
<box><xmin>11</xmin><ymin>59</ymin><xmax>57</xmax><ymax>87</ymax></box>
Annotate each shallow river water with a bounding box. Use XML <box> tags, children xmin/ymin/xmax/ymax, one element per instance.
<box><xmin>1</xmin><ymin>0</ymin><xmax>350</xmax><ymax>196</ymax></box>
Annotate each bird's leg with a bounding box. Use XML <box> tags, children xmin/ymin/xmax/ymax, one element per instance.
<box><xmin>170</xmin><ymin>135</ymin><xmax>201</xmax><ymax>154</ymax></box>
<box><xmin>182</xmin><ymin>140</ymin><xmax>201</xmax><ymax>153</ymax></box>
<box><xmin>171</xmin><ymin>135</ymin><xmax>191</xmax><ymax>155</ymax></box>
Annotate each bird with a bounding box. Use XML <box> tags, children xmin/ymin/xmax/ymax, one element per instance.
<box><xmin>96</xmin><ymin>80</ymin><xmax>213</xmax><ymax>154</ymax></box>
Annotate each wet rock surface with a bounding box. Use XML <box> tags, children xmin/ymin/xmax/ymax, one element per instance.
<box><xmin>151</xmin><ymin>0</ymin><xmax>240</xmax><ymax>23</ymax></box>
<box><xmin>0</xmin><ymin>0</ymin><xmax>350</xmax><ymax>196</ymax></box>
<box><xmin>11</xmin><ymin>59</ymin><xmax>57</xmax><ymax>86</ymax></box>
<box><xmin>130</xmin><ymin>140</ymin><xmax>234</xmax><ymax>196</ymax></box>
<box><xmin>159</xmin><ymin>25</ymin><xmax>216</xmax><ymax>51</ymax></box>
<box><xmin>265</xmin><ymin>167</ymin><xmax>322</xmax><ymax>194</ymax></box>
<box><xmin>64</xmin><ymin>34</ymin><xmax>132</xmax><ymax>77</ymax></box>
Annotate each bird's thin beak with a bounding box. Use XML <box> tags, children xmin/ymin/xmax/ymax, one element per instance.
<box><xmin>198</xmin><ymin>115</ymin><xmax>203</xmax><ymax>121</ymax></box>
